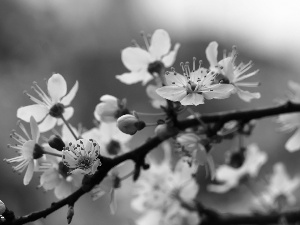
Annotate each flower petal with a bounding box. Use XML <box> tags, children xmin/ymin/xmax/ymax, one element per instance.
<box><xmin>162</xmin><ymin>43</ymin><xmax>180</xmax><ymax>67</ymax></box>
<box><xmin>236</xmin><ymin>87</ymin><xmax>261</xmax><ymax>102</ymax></box>
<box><xmin>149</xmin><ymin>29</ymin><xmax>171</xmax><ymax>59</ymax></box>
<box><xmin>40</xmin><ymin>168</ymin><xmax>60</xmax><ymax>190</ymax></box>
<box><xmin>54</xmin><ymin>180</ymin><xmax>73</xmax><ymax>199</ymax></box>
<box><xmin>165</xmin><ymin>72</ymin><xmax>187</xmax><ymax>87</ymax></box>
<box><xmin>23</xmin><ymin>160</ymin><xmax>34</xmax><ymax>185</ymax></box>
<box><xmin>17</xmin><ymin>104</ymin><xmax>48</xmax><ymax>122</ymax></box>
<box><xmin>57</xmin><ymin>107</ymin><xmax>74</xmax><ymax>126</ymax></box>
<box><xmin>121</xmin><ymin>47</ymin><xmax>152</xmax><ymax>71</ymax></box>
<box><xmin>285</xmin><ymin>128</ymin><xmax>300</xmax><ymax>152</ymax></box>
<box><xmin>48</xmin><ymin>74</ymin><xmax>67</xmax><ymax>103</ymax></box>
<box><xmin>61</xmin><ymin>80</ymin><xmax>79</xmax><ymax>106</ymax></box>
<box><xmin>146</xmin><ymin>84</ymin><xmax>167</xmax><ymax>109</ymax></box>
<box><xmin>156</xmin><ymin>86</ymin><xmax>187</xmax><ymax>102</ymax></box>
<box><xmin>30</xmin><ymin>116</ymin><xmax>40</xmax><ymax>142</ymax></box>
<box><xmin>219</xmin><ymin>57</ymin><xmax>235</xmax><ymax>81</ymax></box>
<box><xmin>206</xmin><ymin>41</ymin><xmax>219</xmax><ymax>68</ymax></box>
<box><xmin>38</xmin><ymin>115</ymin><xmax>57</xmax><ymax>132</ymax></box>
<box><xmin>116</xmin><ymin>71</ymin><xmax>153</xmax><ymax>85</ymax></box>
<box><xmin>203</xmin><ymin>84</ymin><xmax>234</xmax><ymax>100</ymax></box>
<box><xmin>62</xmin><ymin>124</ymin><xmax>78</xmax><ymax>143</ymax></box>
<box><xmin>180</xmin><ymin>93</ymin><xmax>204</xmax><ymax>106</ymax></box>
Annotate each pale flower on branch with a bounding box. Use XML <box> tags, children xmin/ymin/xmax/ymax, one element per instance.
<box><xmin>38</xmin><ymin>146</ymin><xmax>83</xmax><ymax>199</ymax></box>
<box><xmin>94</xmin><ymin>95</ymin><xmax>129</xmax><ymax>123</ymax></box>
<box><xmin>277</xmin><ymin>81</ymin><xmax>300</xmax><ymax>152</ymax></box>
<box><xmin>253</xmin><ymin>163</ymin><xmax>300</xmax><ymax>211</ymax></box>
<box><xmin>135</xmin><ymin>203</ymin><xmax>200</xmax><ymax>225</ymax></box>
<box><xmin>62</xmin><ymin>139</ymin><xmax>101</xmax><ymax>175</ymax></box>
<box><xmin>90</xmin><ymin>166</ymin><xmax>125</xmax><ymax>214</ymax></box>
<box><xmin>156</xmin><ymin>60</ymin><xmax>234</xmax><ymax>106</ymax></box>
<box><xmin>146</xmin><ymin>83</ymin><xmax>167</xmax><ymax>109</ymax></box>
<box><xmin>38</xmin><ymin>125</ymin><xmax>83</xmax><ymax>199</ymax></box>
<box><xmin>205</xmin><ymin>41</ymin><xmax>260</xmax><ymax>102</ymax></box>
<box><xmin>131</xmin><ymin>150</ymin><xmax>199</xmax><ymax>213</ymax></box>
<box><xmin>116</xmin><ymin>29</ymin><xmax>180</xmax><ymax>85</ymax></box>
<box><xmin>176</xmin><ymin>132</ymin><xmax>215</xmax><ymax>179</ymax></box>
<box><xmin>82</xmin><ymin>121</ymin><xmax>131</xmax><ymax>157</ymax></box>
<box><xmin>17</xmin><ymin>74</ymin><xmax>78</xmax><ymax>132</ymax></box>
<box><xmin>5</xmin><ymin>117</ymin><xmax>43</xmax><ymax>185</ymax></box>
<box><xmin>207</xmin><ymin>143</ymin><xmax>267</xmax><ymax>193</ymax></box>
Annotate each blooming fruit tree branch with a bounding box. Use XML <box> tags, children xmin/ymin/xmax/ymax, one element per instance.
<box><xmin>2</xmin><ymin>29</ymin><xmax>300</xmax><ymax>225</ymax></box>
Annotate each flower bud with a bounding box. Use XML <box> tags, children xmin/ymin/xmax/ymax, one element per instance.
<box><xmin>117</xmin><ymin>115</ymin><xmax>145</xmax><ymax>135</ymax></box>
<box><xmin>48</xmin><ymin>135</ymin><xmax>65</xmax><ymax>151</ymax></box>
<box><xmin>67</xmin><ymin>205</ymin><xmax>74</xmax><ymax>224</ymax></box>
<box><xmin>0</xmin><ymin>200</ymin><xmax>6</xmax><ymax>215</ymax></box>
<box><xmin>154</xmin><ymin>124</ymin><xmax>178</xmax><ymax>140</ymax></box>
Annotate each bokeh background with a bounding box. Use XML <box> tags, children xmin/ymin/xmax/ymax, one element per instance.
<box><xmin>1</xmin><ymin>0</ymin><xmax>300</xmax><ymax>224</ymax></box>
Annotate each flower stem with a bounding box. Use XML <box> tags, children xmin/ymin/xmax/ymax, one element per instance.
<box><xmin>134</xmin><ymin>111</ymin><xmax>166</xmax><ymax>116</ymax></box>
<box><xmin>120</xmin><ymin>170</ymin><xmax>134</xmax><ymax>181</ymax></box>
<box><xmin>60</xmin><ymin>115</ymin><xmax>78</xmax><ymax>140</ymax></box>
<box><xmin>43</xmin><ymin>150</ymin><xmax>62</xmax><ymax>158</ymax></box>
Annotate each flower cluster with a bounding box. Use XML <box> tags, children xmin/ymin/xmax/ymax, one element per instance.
<box><xmin>4</xmin><ymin>28</ymin><xmax>300</xmax><ymax>225</ymax></box>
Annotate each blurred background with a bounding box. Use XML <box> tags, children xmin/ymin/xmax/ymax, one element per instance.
<box><xmin>1</xmin><ymin>0</ymin><xmax>300</xmax><ymax>224</ymax></box>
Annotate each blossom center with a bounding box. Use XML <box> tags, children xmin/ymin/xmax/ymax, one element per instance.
<box><xmin>49</xmin><ymin>103</ymin><xmax>65</xmax><ymax>118</ymax></box>
<box><xmin>148</xmin><ymin>61</ymin><xmax>164</xmax><ymax>75</ymax></box>
<box><xmin>33</xmin><ymin>144</ymin><xmax>44</xmax><ymax>159</ymax></box>
<box><xmin>106</xmin><ymin>140</ymin><xmax>121</xmax><ymax>155</ymax></box>
<box><xmin>227</xmin><ymin>151</ymin><xmax>245</xmax><ymax>168</ymax></box>
<box><xmin>76</xmin><ymin>156</ymin><xmax>93</xmax><ymax>170</ymax></box>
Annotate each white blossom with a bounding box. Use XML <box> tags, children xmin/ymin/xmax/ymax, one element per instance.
<box><xmin>94</xmin><ymin>95</ymin><xmax>129</xmax><ymax>123</ymax></box>
<box><xmin>116</xmin><ymin>29</ymin><xmax>180</xmax><ymax>85</ymax></box>
<box><xmin>17</xmin><ymin>74</ymin><xmax>78</xmax><ymax>132</ymax></box>
<box><xmin>208</xmin><ymin>144</ymin><xmax>267</xmax><ymax>193</ymax></box>
<box><xmin>156</xmin><ymin>61</ymin><xmax>234</xmax><ymax>106</ymax></box>
<box><xmin>253</xmin><ymin>163</ymin><xmax>300</xmax><ymax>210</ymax></box>
<box><xmin>205</xmin><ymin>41</ymin><xmax>260</xmax><ymax>102</ymax></box>
<box><xmin>5</xmin><ymin>117</ymin><xmax>42</xmax><ymax>185</ymax></box>
<box><xmin>277</xmin><ymin>81</ymin><xmax>300</xmax><ymax>152</ymax></box>
<box><xmin>62</xmin><ymin>139</ymin><xmax>101</xmax><ymax>175</ymax></box>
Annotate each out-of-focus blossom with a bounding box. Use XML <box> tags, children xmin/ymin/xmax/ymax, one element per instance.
<box><xmin>91</xmin><ymin>166</ymin><xmax>123</xmax><ymax>214</ymax></box>
<box><xmin>277</xmin><ymin>81</ymin><xmax>300</xmax><ymax>152</ymax></box>
<box><xmin>206</xmin><ymin>42</ymin><xmax>260</xmax><ymax>102</ymax></box>
<box><xmin>62</xmin><ymin>139</ymin><xmax>101</xmax><ymax>175</ymax></box>
<box><xmin>136</xmin><ymin>204</ymin><xmax>200</xmax><ymax>225</ymax></box>
<box><xmin>208</xmin><ymin>144</ymin><xmax>267</xmax><ymax>193</ymax></box>
<box><xmin>5</xmin><ymin>117</ymin><xmax>43</xmax><ymax>185</ymax></box>
<box><xmin>117</xmin><ymin>114</ymin><xmax>146</xmax><ymax>135</ymax></box>
<box><xmin>146</xmin><ymin>84</ymin><xmax>167</xmax><ymax>109</ymax></box>
<box><xmin>17</xmin><ymin>74</ymin><xmax>78</xmax><ymax>132</ymax></box>
<box><xmin>156</xmin><ymin>61</ymin><xmax>234</xmax><ymax>106</ymax></box>
<box><xmin>82</xmin><ymin>121</ymin><xmax>131</xmax><ymax>157</ymax></box>
<box><xmin>0</xmin><ymin>201</ymin><xmax>6</xmax><ymax>215</ymax></box>
<box><xmin>253</xmin><ymin>163</ymin><xmax>300</xmax><ymax>211</ymax></box>
<box><xmin>131</xmin><ymin>156</ymin><xmax>198</xmax><ymax>213</ymax></box>
<box><xmin>39</xmin><ymin>146</ymin><xmax>83</xmax><ymax>199</ymax></box>
<box><xmin>94</xmin><ymin>95</ymin><xmax>129</xmax><ymax>123</ymax></box>
<box><xmin>116</xmin><ymin>29</ymin><xmax>180</xmax><ymax>85</ymax></box>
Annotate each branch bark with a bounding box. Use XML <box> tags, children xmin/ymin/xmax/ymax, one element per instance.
<box><xmin>4</xmin><ymin>101</ymin><xmax>300</xmax><ymax>225</ymax></box>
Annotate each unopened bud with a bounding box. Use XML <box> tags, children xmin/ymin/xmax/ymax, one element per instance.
<box><xmin>67</xmin><ymin>205</ymin><xmax>74</xmax><ymax>224</ymax></box>
<box><xmin>117</xmin><ymin>115</ymin><xmax>145</xmax><ymax>135</ymax></box>
<box><xmin>0</xmin><ymin>200</ymin><xmax>6</xmax><ymax>215</ymax></box>
<box><xmin>48</xmin><ymin>135</ymin><xmax>65</xmax><ymax>151</ymax></box>
<box><xmin>154</xmin><ymin>124</ymin><xmax>178</xmax><ymax>140</ymax></box>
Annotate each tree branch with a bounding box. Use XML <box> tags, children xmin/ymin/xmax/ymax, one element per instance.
<box><xmin>201</xmin><ymin>209</ymin><xmax>300</xmax><ymax>225</ymax></box>
<box><xmin>4</xmin><ymin>101</ymin><xmax>300</xmax><ymax>225</ymax></box>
